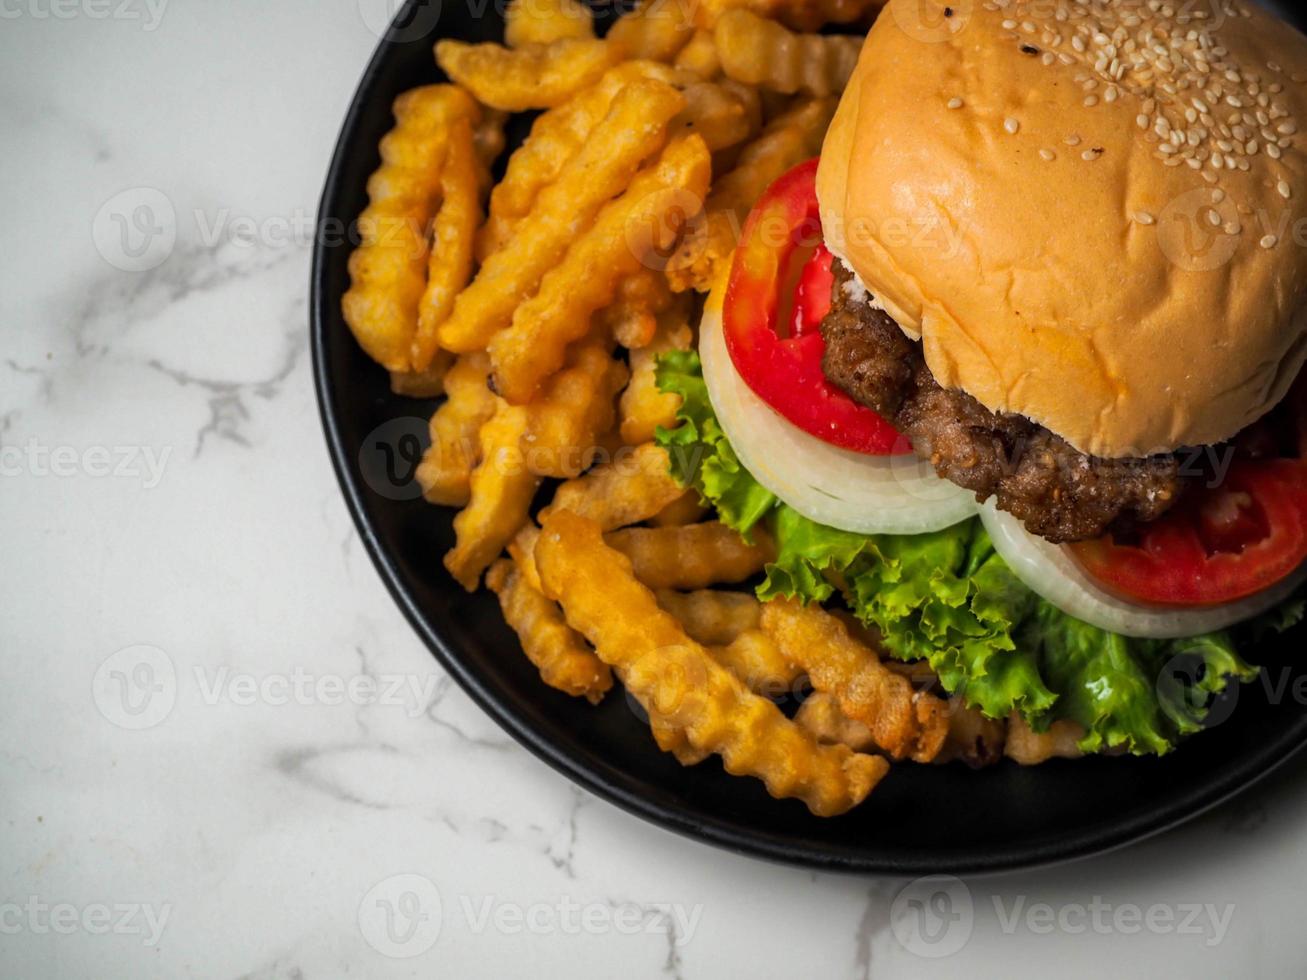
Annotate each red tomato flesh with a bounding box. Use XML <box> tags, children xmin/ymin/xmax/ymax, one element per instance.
<box><xmin>722</xmin><ymin>159</ymin><xmax>907</xmax><ymax>455</ymax></box>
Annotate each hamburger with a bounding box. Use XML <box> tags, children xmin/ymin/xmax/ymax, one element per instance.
<box><xmin>675</xmin><ymin>0</ymin><xmax>1307</xmax><ymax>755</ymax></box>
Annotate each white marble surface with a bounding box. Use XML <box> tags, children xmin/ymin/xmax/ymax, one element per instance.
<box><xmin>4</xmin><ymin>2</ymin><xmax>1307</xmax><ymax>977</ymax></box>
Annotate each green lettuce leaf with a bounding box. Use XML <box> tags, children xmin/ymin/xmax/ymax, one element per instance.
<box><xmin>655</xmin><ymin>350</ymin><xmax>1277</xmax><ymax>755</ymax></box>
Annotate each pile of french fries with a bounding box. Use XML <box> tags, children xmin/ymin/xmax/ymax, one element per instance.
<box><xmin>343</xmin><ymin>0</ymin><xmax>1079</xmax><ymax>816</ymax></box>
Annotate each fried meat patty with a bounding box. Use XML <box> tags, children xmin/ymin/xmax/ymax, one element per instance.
<box><xmin>820</xmin><ymin>260</ymin><xmax>1184</xmax><ymax>543</ymax></box>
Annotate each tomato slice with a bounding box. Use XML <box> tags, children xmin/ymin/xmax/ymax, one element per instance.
<box><xmin>1070</xmin><ymin>460</ymin><xmax>1307</xmax><ymax>606</ymax></box>
<box><xmin>722</xmin><ymin>159</ymin><xmax>907</xmax><ymax>455</ymax></box>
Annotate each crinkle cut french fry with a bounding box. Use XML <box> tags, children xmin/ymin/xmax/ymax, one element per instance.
<box><xmin>416</xmin><ymin>352</ymin><xmax>497</xmax><ymax>507</ymax></box>
<box><xmin>1005</xmin><ymin>714</ymin><xmax>1084</xmax><ymax>765</ymax></box>
<box><xmin>435</xmin><ymin>36</ymin><xmax>615</xmax><ymax>111</ymax></box>
<box><xmin>709</xmin><ymin>630</ymin><xmax>803</xmax><ymax>696</ymax></box>
<box><xmin>604</xmin><ymin>521</ymin><xmax>775</xmax><ymax>590</ymax></box>
<box><xmin>439</xmin><ymin>79</ymin><xmax>686</xmax><ymax>353</ymax></box>
<box><xmin>694</xmin><ymin>0</ymin><xmax>883</xmax><ymax>31</ymax></box>
<box><xmin>715</xmin><ymin>9</ymin><xmax>861</xmax><ymax>96</ymax></box>
<box><xmin>602</xmin><ymin>269</ymin><xmax>677</xmax><ymax>350</ymax></box>
<box><xmin>665</xmin><ymin>96</ymin><xmax>834</xmax><ymax>292</ymax></box>
<box><xmin>650</xmin><ymin>489</ymin><xmax>708</xmax><ymax>527</ymax></box>
<box><xmin>508</xmin><ymin>522</ymin><xmax>544</xmax><ymax>592</ymax></box>
<box><xmin>476</xmin><ymin>61</ymin><xmax>685</xmax><ymax>262</ymax></box>
<box><xmin>936</xmin><ymin>698</ymin><xmax>1006</xmax><ymax>768</ymax></box>
<box><xmin>504</xmin><ymin>0</ymin><xmax>595</xmax><ymax>48</ymax></box>
<box><xmin>489</xmin><ymin>134</ymin><xmax>712</xmax><ymax>403</ymax></box>
<box><xmin>795</xmin><ymin>691</ymin><xmax>875</xmax><ymax>751</ymax></box>
<box><xmin>540</xmin><ymin>442</ymin><xmax>685</xmax><ymax>531</ymax></box>
<box><xmin>536</xmin><ymin>510</ymin><xmax>888</xmax><ymax>815</ymax></box>
<box><xmin>412</xmin><ymin>115</ymin><xmax>483</xmax><ymax>373</ymax></box>
<box><xmin>760</xmin><ymin>597</ymin><xmax>949</xmax><ymax>762</ymax></box>
<box><xmin>674</xmin><ymin>80</ymin><xmax>762</xmax><ymax>152</ymax></box>
<box><xmin>390</xmin><ymin>352</ymin><xmax>452</xmax><ymax>399</ymax></box>
<box><xmin>522</xmin><ymin>340</ymin><xmax>629</xmax><ymax>479</ymax></box>
<box><xmin>673</xmin><ymin>29</ymin><xmax>721</xmax><ymax>78</ymax></box>
<box><xmin>620</xmin><ymin>305</ymin><xmax>694</xmax><ymax>445</ymax></box>
<box><xmin>444</xmin><ymin>402</ymin><xmax>541</xmax><ymax>591</ymax></box>
<box><xmin>606</xmin><ymin>0</ymin><xmax>696</xmax><ymax>62</ymax></box>
<box><xmin>342</xmin><ymin>85</ymin><xmax>478</xmax><ymax>372</ymax></box>
<box><xmin>654</xmin><ymin>589</ymin><xmax>761</xmax><ymax>646</ymax></box>
<box><xmin>487</xmin><ymin>559</ymin><xmax>612</xmax><ymax>703</ymax></box>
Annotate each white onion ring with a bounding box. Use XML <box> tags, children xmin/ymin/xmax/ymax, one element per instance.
<box><xmin>699</xmin><ymin>299</ymin><xmax>980</xmax><ymax>536</ymax></box>
<box><xmin>980</xmin><ymin>501</ymin><xmax>1307</xmax><ymax>639</ymax></box>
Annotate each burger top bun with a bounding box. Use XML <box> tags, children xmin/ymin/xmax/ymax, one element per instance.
<box><xmin>817</xmin><ymin>0</ymin><xmax>1307</xmax><ymax>458</ymax></box>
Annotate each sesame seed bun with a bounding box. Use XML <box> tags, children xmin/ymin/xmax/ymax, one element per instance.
<box><xmin>817</xmin><ymin>0</ymin><xmax>1307</xmax><ymax>457</ymax></box>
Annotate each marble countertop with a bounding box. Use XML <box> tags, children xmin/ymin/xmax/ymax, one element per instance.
<box><xmin>4</xmin><ymin>2</ymin><xmax>1307</xmax><ymax>977</ymax></box>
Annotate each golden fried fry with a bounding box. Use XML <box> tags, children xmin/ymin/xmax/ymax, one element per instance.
<box><xmin>541</xmin><ymin>442</ymin><xmax>684</xmax><ymax>530</ymax></box>
<box><xmin>411</xmin><ymin>116</ymin><xmax>483</xmax><ymax>373</ymax></box>
<box><xmin>604</xmin><ymin>521</ymin><xmax>775</xmax><ymax>590</ymax></box>
<box><xmin>936</xmin><ymin>699</ymin><xmax>1006</xmax><ymax>768</ymax></box>
<box><xmin>674</xmin><ymin>79</ymin><xmax>762</xmax><ymax>152</ymax></box>
<box><xmin>760</xmin><ymin>597</ymin><xmax>949</xmax><ymax>762</ymax></box>
<box><xmin>439</xmin><ymin>79</ymin><xmax>686</xmax><ymax>353</ymax></box>
<box><xmin>508</xmin><ymin>522</ymin><xmax>544</xmax><ymax>592</ymax></box>
<box><xmin>474</xmin><ymin>109</ymin><xmax>509</xmax><ymax>177</ymax></box>
<box><xmin>536</xmin><ymin>510</ymin><xmax>888</xmax><ymax>815</ymax></box>
<box><xmin>620</xmin><ymin>305</ymin><xmax>694</xmax><ymax>444</ymax></box>
<box><xmin>607</xmin><ymin>0</ymin><xmax>696</xmax><ymax>62</ymax></box>
<box><xmin>416</xmin><ymin>352</ymin><xmax>497</xmax><ymax>507</ymax></box>
<box><xmin>435</xmin><ymin>36</ymin><xmax>614</xmax><ymax>111</ymax></box>
<box><xmin>650</xmin><ymin>489</ymin><xmax>708</xmax><ymax>526</ymax></box>
<box><xmin>390</xmin><ymin>353</ymin><xmax>452</xmax><ymax>399</ymax></box>
<box><xmin>1005</xmin><ymin>714</ymin><xmax>1085</xmax><ymax>765</ymax></box>
<box><xmin>795</xmin><ymin>691</ymin><xmax>874</xmax><ymax>751</ymax></box>
<box><xmin>666</xmin><ymin>96</ymin><xmax>834</xmax><ymax>292</ymax></box>
<box><xmin>709</xmin><ymin>629</ymin><xmax>804</xmax><ymax>696</ymax></box>
<box><xmin>694</xmin><ymin>0</ymin><xmax>882</xmax><ymax>31</ymax></box>
<box><xmin>476</xmin><ymin>62</ymin><xmax>685</xmax><ymax>261</ymax></box>
<box><xmin>343</xmin><ymin>85</ymin><xmax>479</xmax><ymax>372</ymax></box>
<box><xmin>673</xmin><ymin>29</ymin><xmax>721</xmax><ymax>78</ymax></box>
<box><xmin>504</xmin><ymin>0</ymin><xmax>594</xmax><ymax>48</ymax></box>
<box><xmin>522</xmin><ymin>340</ymin><xmax>629</xmax><ymax>479</ymax></box>
<box><xmin>653</xmin><ymin>589</ymin><xmax>758</xmax><ymax>647</ymax></box>
<box><xmin>487</xmin><ymin>559</ymin><xmax>613</xmax><ymax>703</ymax></box>
<box><xmin>602</xmin><ymin>269</ymin><xmax>677</xmax><ymax>350</ymax></box>
<box><xmin>444</xmin><ymin>402</ymin><xmax>541</xmax><ymax>590</ymax></box>
<box><xmin>489</xmin><ymin>134</ymin><xmax>712</xmax><ymax>403</ymax></box>
<box><xmin>714</xmin><ymin>10</ymin><xmax>861</xmax><ymax>96</ymax></box>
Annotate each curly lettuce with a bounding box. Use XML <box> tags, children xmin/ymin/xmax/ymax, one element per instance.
<box><xmin>655</xmin><ymin>351</ymin><xmax>1274</xmax><ymax>755</ymax></box>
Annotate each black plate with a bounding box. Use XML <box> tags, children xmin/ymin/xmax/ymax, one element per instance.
<box><xmin>312</xmin><ymin>0</ymin><xmax>1307</xmax><ymax>874</ymax></box>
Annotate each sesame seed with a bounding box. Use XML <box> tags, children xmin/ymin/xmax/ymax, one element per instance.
<box><xmin>1043</xmin><ymin>52</ymin><xmax>1056</xmax><ymax>66</ymax></box>
<box><xmin>1136</xmin><ymin>113</ymin><xmax>1149</xmax><ymax>129</ymax></box>
<box><xmin>1279</xmin><ymin>180</ymin><xmax>1292</xmax><ymax>199</ymax></box>
<box><xmin>1261</xmin><ymin>234</ymin><xmax>1278</xmax><ymax>249</ymax></box>
<box><xmin>1004</xmin><ymin>117</ymin><xmax>1020</xmax><ymax>134</ymax></box>
<box><xmin>1212</xmin><ymin>188</ymin><xmax>1226</xmax><ymax>202</ymax></box>
<box><xmin>1083</xmin><ymin>147</ymin><xmax>1103</xmax><ymax>161</ymax></box>
<box><xmin>947</xmin><ymin>97</ymin><xmax>964</xmax><ymax>109</ymax></box>
<box><xmin>1268</xmin><ymin>144</ymin><xmax>1283</xmax><ymax>159</ymax></box>
<box><xmin>1084</xmin><ymin>95</ymin><xmax>1099</xmax><ymax>107</ymax></box>
<box><xmin>1224</xmin><ymin>220</ymin><xmax>1240</xmax><ymax>234</ymax></box>
<box><xmin>1135</xmin><ymin>210</ymin><xmax>1155</xmax><ymax>224</ymax></box>
<box><xmin>1279</xmin><ymin>121</ymin><xmax>1298</xmax><ymax>135</ymax></box>
<box><xmin>1002</xmin><ymin>18</ymin><xmax>1017</xmax><ymax>29</ymax></box>
<box><xmin>1040</xmin><ymin>148</ymin><xmax>1056</xmax><ymax>161</ymax></box>
<box><xmin>1207</xmin><ymin>210</ymin><xmax>1221</xmax><ymax>227</ymax></box>
<box><xmin>1064</xmin><ymin>134</ymin><xmax>1082</xmax><ymax>146</ymax></box>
